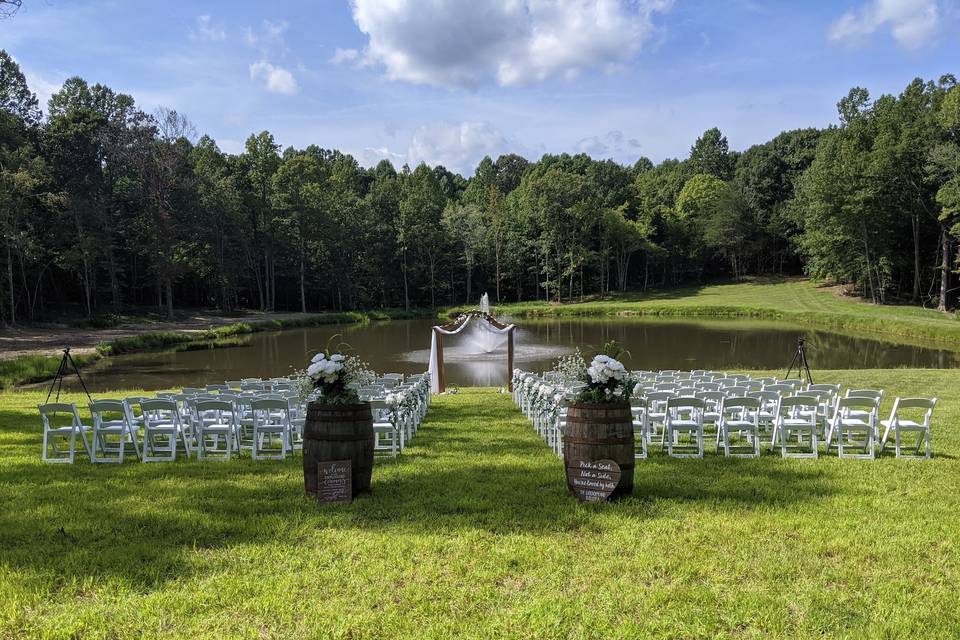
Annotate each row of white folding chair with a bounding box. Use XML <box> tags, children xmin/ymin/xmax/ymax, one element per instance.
<box><xmin>512</xmin><ymin>371</ymin><xmax>925</xmax><ymax>461</ymax></box>
<box><xmin>632</xmin><ymin>394</ymin><xmax>815</xmax><ymax>459</ymax></box>
<box><xmin>140</xmin><ymin>395</ymin><xmax>295</xmax><ymax>462</ymax></box>
<box><xmin>366</xmin><ymin>375</ymin><xmax>431</xmax><ymax>459</ymax></box>
<box><xmin>40</xmin><ymin>393</ymin><xmax>298</xmax><ymax>464</ymax></box>
<box><xmin>164</xmin><ymin>390</ymin><xmax>304</xmax><ymax>449</ymax></box>
<box><xmin>633</xmin><ymin>391</ymin><xmax>931</xmax><ymax>459</ymax></box>
<box><xmin>512</xmin><ymin>376</ymin><xmax>573</xmax><ymax>457</ymax></box>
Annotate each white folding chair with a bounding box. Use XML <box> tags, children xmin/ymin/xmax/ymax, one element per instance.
<box><xmin>285</xmin><ymin>396</ymin><xmax>305</xmax><ymax>453</ymax></box>
<box><xmin>39</xmin><ymin>403</ymin><xmax>93</xmax><ymax>463</ymax></box>
<box><xmin>718</xmin><ymin>396</ymin><xmax>761</xmax><ymax>458</ymax></box>
<box><xmin>664</xmin><ymin>397</ymin><xmax>705</xmax><ymax>458</ymax></box>
<box><xmin>771</xmin><ymin>395</ymin><xmax>819</xmax><ymax>458</ymax></box>
<box><xmin>845</xmin><ymin>389</ymin><xmax>883</xmax><ymax>437</ymax></box>
<box><xmin>763</xmin><ymin>383</ymin><xmax>795</xmax><ymax>396</ymax></box>
<box><xmin>880</xmin><ymin>398</ymin><xmax>936</xmax><ymax>459</ymax></box>
<box><xmin>141</xmin><ymin>398</ymin><xmax>192</xmax><ymax>462</ymax></box>
<box><xmin>697</xmin><ymin>390</ymin><xmax>725</xmax><ymax>445</ymax></box>
<box><xmin>826</xmin><ymin>397</ymin><xmax>878</xmax><ymax>459</ymax></box>
<box><xmin>194</xmin><ymin>399</ymin><xmax>239</xmax><ymax>461</ymax></box>
<box><xmin>645</xmin><ymin>391</ymin><xmax>673</xmax><ymax>446</ymax></box>
<box><xmin>89</xmin><ymin>399</ymin><xmax>141</xmax><ymax>463</ymax></box>
<box><xmin>630</xmin><ymin>395</ymin><xmax>649</xmax><ymax>460</ymax></box>
<box><xmin>249</xmin><ymin>399</ymin><xmax>291</xmax><ymax>460</ymax></box>
<box><xmin>370</xmin><ymin>399</ymin><xmax>399</xmax><ymax>459</ymax></box>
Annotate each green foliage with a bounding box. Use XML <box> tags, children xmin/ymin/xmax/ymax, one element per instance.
<box><xmin>2</xmin><ymin>66</ymin><xmax>960</xmax><ymax>324</ymax></box>
<box><xmin>0</xmin><ymin>352</ymin><xmax>100</xmax><ymax>389</ymax></box>
<box><xmin>688</xmin><ymin>127</ymin><xmax>734</xmax><ymax>179</ymax></box>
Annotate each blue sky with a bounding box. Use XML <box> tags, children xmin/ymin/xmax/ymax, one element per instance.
<box><xmin>3</xmin><ymin>0</ymin><xmax>958</xmax><ymax>175</ymax></box>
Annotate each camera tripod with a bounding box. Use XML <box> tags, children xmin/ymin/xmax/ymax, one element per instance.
<box><xmin>785</xmin><ymin>336</ymin><xmax>813</xmax><ymax>385</ymax></box>
<box><xmin>46</xmin><ymin>347</ymin><xmax>92</xmax><ymax>404</ymax></box>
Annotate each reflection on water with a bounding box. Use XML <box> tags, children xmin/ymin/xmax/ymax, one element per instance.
<box><xmin>64</xmin><ymin>316</ymin><xmax>959</xmax><ymax>392</ymax></box>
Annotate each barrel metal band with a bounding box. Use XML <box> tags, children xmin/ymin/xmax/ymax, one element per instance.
<box><xmin>563</xmin><ymin>435</ymin><xmax>634</xmax><ymax>445</ymax></box>
<box><xmin>303</xmin><ymin>433</ymin><xmax>372</xmax><ymax>442</ymax></box>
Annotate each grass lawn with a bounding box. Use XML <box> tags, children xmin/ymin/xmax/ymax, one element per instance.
<box><xmin>2</xmin><ymin>375</ymin><xmax>960</xmax><ymax>638</ymax></box>
<box><xmin>461</xmin><ymin>278</ymin><xmax>960</xmax><ymax>348</ymax></box>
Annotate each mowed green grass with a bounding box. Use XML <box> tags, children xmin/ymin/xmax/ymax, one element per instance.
<box><xmin>467</xmin><ymin>279</ymin><xmax>960</xmax><ymax>347</ymax></box>
<box><xmin>2</xmin><ymin>375</ymin><xmax>960</xmax><ymax>639</ymax></box>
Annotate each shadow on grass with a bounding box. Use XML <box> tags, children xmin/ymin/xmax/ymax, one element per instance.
<box><xmin>0</xmin><ymin>391</ymin><xmax>839</xmax><ymax>592</ymax></box>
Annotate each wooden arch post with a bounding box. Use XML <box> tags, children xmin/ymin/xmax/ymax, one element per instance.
<box><xmin>507</xmin><ymin>326</ymin><xmax>515</xmax><ymax>391</ymax></box>
<box><xmin>434</xmin><ymin>327</ymin><xmax>446</xmax><ymax>394</ymax></box>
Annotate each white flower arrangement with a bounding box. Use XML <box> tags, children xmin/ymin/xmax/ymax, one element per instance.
<box><xmin>572</xmin><ymin>344</ymin><xmax>635</xmax><ymax>405</ymax></box>
<box><xmin>586</xmin><ymin>354</ymin><xmax>628</xmax><ymax>385</ymax></box>
<box><xmin>551</xmin><ymin>348</ymin><xmax>587</xmax><ymax>387</ymax></box>
<box><xmin>307</xmin><ymin>351</ymin><xmax>345</xmax><ymax>384</ymax></box>
<box><xmin>384</xmin><ymin>390</ymin><xmax>412</xmax><ymax>424</ymax></box>
<box><xmin>300</xmin><ymin>337</ymin><xmax>377</xmax><ymax>405</ymax></box>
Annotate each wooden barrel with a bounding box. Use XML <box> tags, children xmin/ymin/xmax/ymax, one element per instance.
<box><xmin>303</xmin><ymin>402</ymin><xmax>374</xmax><ymax>497</ymax></box>
<box><xmin>563</xmin><ymin>403</ymin><xmax>634</xmax><ymax>500</ymax></box>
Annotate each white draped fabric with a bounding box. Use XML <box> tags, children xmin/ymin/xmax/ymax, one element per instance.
<box><xmin>428</xmin><ymin>314</ymin><xmax>515</xmax><ymax>393</ymax></box>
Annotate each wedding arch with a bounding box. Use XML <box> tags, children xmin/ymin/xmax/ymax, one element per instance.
<box><xmin>428</xmin><ymin>311</ymin><xmax>516</xmax><ymax>394</ymax></box>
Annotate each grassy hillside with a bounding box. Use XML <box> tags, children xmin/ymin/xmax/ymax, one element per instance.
<box><xmin>467</xmin><ymin>279</ymin><xmax>960</xmax><ymax>347</ymax></box>
<box><xmin>2</xmin><ymin>373</ymin><xmax>959</xmax><ymax>638</ymax></box>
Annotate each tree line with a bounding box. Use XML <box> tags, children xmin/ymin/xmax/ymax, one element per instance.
<box><xmin>1</xmin><ymin>50</ymin><xmax>959</xmax><ymax>323</ymax></box>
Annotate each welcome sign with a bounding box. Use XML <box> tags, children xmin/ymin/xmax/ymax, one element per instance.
<box><xmin>317</xmin><ymin>460</ymin><xmax>352</xmax><ymax>504</ymax></box>
<box><xmin>569</xmin><ymin>459</ymin><xmax>621</xmax><ymax>502</ymax></box>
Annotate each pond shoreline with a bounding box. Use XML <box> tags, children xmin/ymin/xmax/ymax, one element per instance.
<box><xmin>0</xmin><ymin>309</ymin><xmax>430</xmax><ymax>389</ymax></box>
<box><xmin>450</xmin><ymin>280</ymin><xmax>960</xmax><ymax>350</ymax></box>
<box><xmin>5</xmin><ymin>279</ymin><xmax>960</xmax><ymax>389</ymax></box>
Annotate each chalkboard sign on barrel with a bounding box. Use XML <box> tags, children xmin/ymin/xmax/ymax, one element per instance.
<box><xmin>563</xmin><ymin>402</ymin><xmax>634</xmax><ymax>500</ymax></box>
<box><xmin>317</xmin><ymin>459</ymin><xmax>352</xmax><ymax>503</ymax></box>
<box><xmin>568</xmin><ymin>459</ymin><xmax>621</xmax><ymax>502</ymax></box>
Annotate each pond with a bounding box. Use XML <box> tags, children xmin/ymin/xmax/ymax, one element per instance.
<box><xmin>65</xmin><ymin>316</ymin><xmax>960</xmax><ymax>392</ymax></box>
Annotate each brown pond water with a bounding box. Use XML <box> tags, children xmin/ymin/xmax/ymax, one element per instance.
<box><xmin>58</xmin><ymin>317</ymin><xmax>959</xmax><ymax>392</ymax></box>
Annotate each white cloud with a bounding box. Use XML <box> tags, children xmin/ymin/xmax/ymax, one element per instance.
<box><xmin>407</xmin><ymin>121</ymin><xmax>515</xmax><ymax>172</ymax></box>
<box><xmin>329</xmin><ymin>48</ymin><xmax>360</xmax><ymax>65</ymax></box>
<box><xmin>355</xmin><ymin>121</ymin><xmax>520</xmax><ymax>174</ymax></box>
<box><xmin>359</xmin><ymin>146</ymin><xmax>407</xmax><ymax>167</ymax></box>
<box><xmin>574</xmin><ymin>130</ymin><xmax>642</xmax><ymax>160</ymax></box>
<box><xmin>191</xmin><ymin>15</ymin><xmax>226</xmax><ymax>42</ymax></box>
<box><xmin>23</xmin><ymin>69</ymin><xmax>62</xmax><ymax>113</ymax></box>
<box><xmin>218</xmin><ymin>138</ymin><xmax>247</xmax><ymax>155</ymax></box>
<box><xmin>263</xmin><ymin>20</ymin><xmax>289</xmax><ymax>40</ymax></box>
<box><xmin>249</xmin><ymin>61</ymin><xmax>299</xmax><ymax>95</ymax></box>
<box><xmin>828</xmin><ymin>0</ymin><xmax>941</xmax><ymax>50</ymax></box>
<box><xmin>348</xmin><ymin>0</ymin><xmax>674</xmax><ymax>89</ymax></box>
<box><xmin>243</xmin><ymin>19</ymin><xmax>290</xmax><ymax>54</ymax></box>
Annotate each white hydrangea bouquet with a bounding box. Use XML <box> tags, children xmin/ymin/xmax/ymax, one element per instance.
<box><xmin>300</xmin><ymin>337</ymin><xmax>377</xmax><ymax>405</ymax></box>
<box><xmin>384</xmin><ymin>390</ymin><xmax>413</xmax><ymax>424</ymax></box>
<box><xmin>573</xmin><ymin>342</ymin><xmax>635</xmax><ymax>405</ymax></box>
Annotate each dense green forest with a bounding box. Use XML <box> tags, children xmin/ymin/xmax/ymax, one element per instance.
<box><xmin>1</xmin><ymin>49</ymin><xmax>959</xmax><ymax>322</ymax></box>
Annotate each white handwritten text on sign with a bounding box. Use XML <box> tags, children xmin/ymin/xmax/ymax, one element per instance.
<box><xmin>317</xmin><ymin>459</ymin><xmax>352</xmax><ymax>504</ymax></box>
<box><xmin>569</xmin><ymin>459</ymin><xmax>621</xmax><ymax>502</ymax></box>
